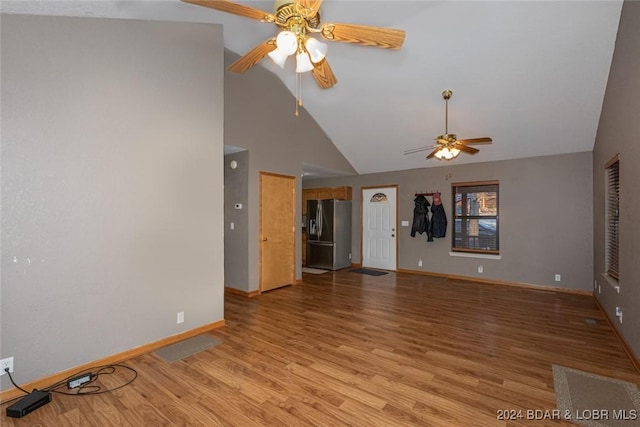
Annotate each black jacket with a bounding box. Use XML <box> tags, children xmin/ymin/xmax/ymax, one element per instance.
<box><xmin>410</xmin><ymin>195</ymin><xmax>433</xmax><ymax>241</ymax></box>
<box><xmin>430</xmin><ymin>203</ymin><xmax>447</xmax><ymax>238</ymax></box>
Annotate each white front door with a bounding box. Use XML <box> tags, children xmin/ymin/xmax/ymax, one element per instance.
<box><xmin>362</xmin><ymin>186</ymin><xmax>397</xmax><ymax>271</ymax></box>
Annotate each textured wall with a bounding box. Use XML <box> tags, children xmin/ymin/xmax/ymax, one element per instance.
<box><xmin>306</xmin><ymin>151</ymin><xmax>594</xmax><ymax>291</ymax></box>
<box><xmin>223</xmin><ymin>50</ymin><xmax>356</xmax><ymax>292</ymax></box>
<box><xmin>1</xmin><ymin>15</ymin><xmax>225</xmax><ymax>389</ymax></box>
<box><xmin>224</xmin><ymin>151</ymin><xmax>249</xmax><ymax>291</ymax></box>
<box><xmin>593</xmin><ymin>0</ymin><xmax>640</xmax><ymax>360</ymax></box>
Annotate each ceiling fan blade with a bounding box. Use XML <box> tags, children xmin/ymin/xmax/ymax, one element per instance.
<box><xmin>181</xmin><ymin>0</ymin><xmax>275</xmax><ymax>22</ymax></box>
<box><xmin>320</xmin><ymin>23</ymin><xmax>406</xmax><ymax>49</ymax></box>
<box><xmin>426</xmin><ymin>148</ymin><xmax>441</xmax><ymax>159</ymax></box>
<box><xmin>294</xmin><ymin>0</ymin><xmax>323</xmax><ymax>19</ymax></box>
<box><xmin>227</xmin><ymin>38</ymin><xmax>276</xmax><ymax>73</ymax></box>
<box><xmin>457</xmin><ymin>137</ymin><xmax>493</xmax><ymax>145</ymax></box>
<box><xmin>403</xmin><ymin>145</ymin><xmax>437</xmax><ymax>155</ymax></box>
<box><xmin>312</xmin><ymin>58</ymin><xmax>337</xmax><ymax>89</ymax></box>
<box><xmin>455</xmin><ymin>143</ymin><xmax>480</xmax><ymax>154</ymax></box>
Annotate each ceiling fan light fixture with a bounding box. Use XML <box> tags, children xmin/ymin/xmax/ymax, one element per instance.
<box><xmin>295</xmin><ymin>51</ymin><xmax>314</xmax><ymax>73</ymax></box>
<box><xmin>305</xmin><ymin>37</ymin><xmax>328</xmax><ymax>63</ymax></box>
<box><xmin>267</xmin><ymin>48</ymin><xmax>289</xmax><ymax>68</ymax></box>
<box><xmin>275</xmin><ymin>30</ymin><xmax>298</xmax><ymax>56</ymax></box>
<box><xmin>434</xmin><ymin>146</ymin><xmax>460</xmax><ymax>160</ymax></box>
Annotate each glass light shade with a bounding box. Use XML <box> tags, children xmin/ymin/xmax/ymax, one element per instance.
<box><xmin>435</xmin><ymin>147</ymin><xmax>456</xmax><ymax>160</ymax></box>
<box><xmin>295</xmin><ymin>51</ymin><xmax>314</xmax><ymax>73</ymax></box>
<box><xmin>267</xmin><ymin>48</ymin><xmax>289</xmax><ymax>68</ymax></box>
<box><xmin>305</xmin><ymin>37</ymin><xmax>328</xmax><ymax>63</ymax></box>
<box><xmin>275</xmin><ymin>31</ymin><xmax>298</xmax><ymax>56</ymax></box>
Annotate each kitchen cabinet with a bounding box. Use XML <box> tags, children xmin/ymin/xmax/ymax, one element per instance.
<box><xmin>302</xmin><ymin>186</ymin><xmax>352</xmax><ymax>215</ymax></box>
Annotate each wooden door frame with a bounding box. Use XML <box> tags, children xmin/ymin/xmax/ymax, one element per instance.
<box><xmin>259</xmin><ymin>171</ymin><xmax>297</xmax><ymax>293</ymax></box>
<box><xmin>360</xmin><ymin>184</ymin><xmax>399</xmax><ymax>270</ymax></box>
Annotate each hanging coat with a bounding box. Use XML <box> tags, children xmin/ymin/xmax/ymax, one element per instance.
<box><xmin>410</xmin><ymin>195</ymin><xmax>433</xmax><ymax>241</ymax></box>
<box><xmin>430</xmin><ymin>192</ymin><xmax>447</xmax><ymax>238</ymax></box>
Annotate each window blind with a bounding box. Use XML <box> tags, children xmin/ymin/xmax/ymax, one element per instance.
<box><xmin>451</xmin><ymin>181</ymin><xmax>499</xmax><ymax>254</ymax></box>
<box><xmin>605</xmin><ymin>155</ymin><xmax>619</xmax><ymax>281</ymax></box>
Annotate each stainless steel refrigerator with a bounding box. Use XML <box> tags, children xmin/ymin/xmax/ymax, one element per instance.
<box><xmin>307</xmin><ymin>199</ymin><xmax>352</xmax><ymax>270</ymax></box>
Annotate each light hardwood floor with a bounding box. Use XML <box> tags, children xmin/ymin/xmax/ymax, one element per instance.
<box><xmin>2</xmin><ymin>271</ymin><xmax>638</xmax><ymax>426</ymax></box>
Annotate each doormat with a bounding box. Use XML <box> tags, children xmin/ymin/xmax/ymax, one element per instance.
<box><xmin>154</xmin><ymin>334</ymin><xmax>221</xmax><ymax>363</ymax></box>
<box><xmin>302</xmin><ymin>267</ymin><xmax>329</xmax><ymax>274</ymax></box>
<box><xmin>553</xmin><ymin>364</ymin><xmax>640</xmax><ymax>426</ymax></box>
<box><xmin>350</xmin><ymin>268</ymin><xmax>388</xmax><ymax>276</ymax></box>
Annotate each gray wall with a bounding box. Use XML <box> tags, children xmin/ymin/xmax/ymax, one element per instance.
<box><xmin>593</xmin><ymin>0</ymin><xmax>640</xmax><ymax>359</ymax></box>
<box><xmin>224</xmin><ymin>150</ymin><xmax>249</xmax><ymax>290</ymax></box>
<box><xmin>223</xmin><ymin>50</ymin><xmax>356</xmax><ymax>292</ymax></box>
<box><xmin>306</xmin><ymin>151</ymin><xmax>593</xmax><ymax>291</ymax></box>
<box><xmin>1</xmin><ymin>15</ymin><xmax>225</xmax><ymax>389</ymax></box>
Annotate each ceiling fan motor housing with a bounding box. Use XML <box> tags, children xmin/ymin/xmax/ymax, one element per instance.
<box><xmin>275</xmin><ymin>2</ymin><xmax>320</xmax><ymax>29</ymax></box>
<box><xmin>437</xmin><ymin>133</ymin><xmax>458</xmax><ymax>144</ymax></box>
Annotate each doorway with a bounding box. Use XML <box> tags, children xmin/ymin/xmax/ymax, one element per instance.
<box><xmin>259</xmin><ymin>172</ymin><xmax>296</xmax><ymax>292</ymax></box>
<box><xmin>361</xmin><ymin>186</ymin><xmax>397</xmax><ymax>271</ymax></box>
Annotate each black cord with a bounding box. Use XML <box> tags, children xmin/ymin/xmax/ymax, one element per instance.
<box><xmin>46</xmin><ymin>364</ymin><xmax>137</xmax><ymax>396</ymax></box>
<box><xmin>0</xmin><ymin>364</ymin><xmax>138</xmax><ymax>405</ymax></box>
<box><xmin>3</xmin><ymin>368</ymin><xmax>30</xmax><ymax>395</ymax></box>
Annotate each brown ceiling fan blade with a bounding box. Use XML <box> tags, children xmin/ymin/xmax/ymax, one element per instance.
<box><xmin>426</xmin><ymin>148</ymin><xmax>441</xmax><ymax>159</ymax></box>
<box><xmin>455</xmin><ymin>143</ymin><xmax>480</xmax><ymax>154</ymax></box>
<box><xmin>457</xmin><ymin>137</ymin><xmax>493</xmax><ymax>145</ymax></box>
<box><xmin>312</xmin><ymin>58</ymin><xmax>337</xmax><ymax>89</ymax></box>
<box><xmin>320</xmin><ymin>23</ymin><xmax>406</xmax><ymax>49</ymax></box>
<box><xmin>294</xmin><ymin>0</ymin><xmax>323</xmax><ymax>19</ymax></box>
<box><xmin>227</xmin><ymin>39</ymin><xmax>276</xmax><ymax>73</ymax></box>
<box><xmin>181</xmin><ymin>0</ymin><xmax>275</xmax><ymax>22</ymax></box>
<box><xmin>403</xmin><ymin>145</ymin><xmax>437</xmax><ymax>155</ymax></box>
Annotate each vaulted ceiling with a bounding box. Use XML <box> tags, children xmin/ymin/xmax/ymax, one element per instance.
<box><xmin>2</xmin><ymin>1</ymin><xmax>623</xmax><ymax>175</ymax></box>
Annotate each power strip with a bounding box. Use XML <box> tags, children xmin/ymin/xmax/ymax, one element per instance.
<box><xmin>6</xmin><ymin>390</ymin><xmax>52</xmax><ymax>418</ymax></box>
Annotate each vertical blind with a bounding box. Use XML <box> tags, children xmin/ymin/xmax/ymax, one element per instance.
<box><xmin>605</xmin><ymin>155</ymin><xmax>620</xmax><ymax>281</ymax></box>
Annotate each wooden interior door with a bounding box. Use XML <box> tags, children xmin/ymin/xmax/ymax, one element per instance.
<box><xmin>260</xmin><ymin>172</ymin><xmax>296</xmax><ymax>292</ymax></box>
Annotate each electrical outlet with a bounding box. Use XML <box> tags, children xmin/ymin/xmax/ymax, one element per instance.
<box><xmin>418</xmin><ymin>259</ymin><xmax>423</xmax><ymax>267</ymax></box>
<box><xmin>555</xmin><ymin>274</ymin><xmax>561</xmax><ymax>282</ymax></box>
<box><xmin>177</xmin><ymin>311</ymin><xmax>184</xmax><ymax>324</ymax></box>
<box><xmin>1</xmin><ymin>357</ymin><xmax>14</xmax><ymax>375</ymax></box>
<box><xmin>478</xmin><ymin>265</ymin><xmax>483</xmax><ymax>274</ymax></box>
<box><xmin>594</xmin><ymin>280</ymin><xmax>597</xmax><ymax>289</ymax></box>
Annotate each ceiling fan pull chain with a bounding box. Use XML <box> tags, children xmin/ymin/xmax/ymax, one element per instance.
<box><xmin>295</xmin><ymin>73</ymin><xmax>302</xmax><ymax>116</ymax></box>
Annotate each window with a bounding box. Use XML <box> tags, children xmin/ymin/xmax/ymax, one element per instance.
<box><xmin>605</xmin><ymin>155</ymin><xmax>620</xmax><ymax>281</ymax></box>
<box><xmin>451</xmin><ymin>181</ymin><xmax>499</xmax><ymax>254</ymax></box>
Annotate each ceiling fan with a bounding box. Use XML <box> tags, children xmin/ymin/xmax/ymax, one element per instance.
<box><xmin>181</xmin><ymin>0</ymin><xmax>406</xmax><ymax>90</ymax></box>
<box><xmin>404</xmin><ymin>90</ymin><xmax>493</xmax><ymax>160</ymax></box>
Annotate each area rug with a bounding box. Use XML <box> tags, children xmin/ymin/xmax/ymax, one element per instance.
<box><xmin>553</xmin><ymin>364</ymin><xmax>640</xmax><ymax>427</ymax></box>
<box><xmin>350</xmin><ymin>268</ymin><xmax>388</xmax><ymax>276</ymax></box>
<box><xmin>302</xmin><ymin>267</ymin><xmax>329</xmax><ymax>274</ymax></box>
<box><xmin>154</xmin><ymin>334</ymin><xmax>221</xmax><ymax>363</ymax></box>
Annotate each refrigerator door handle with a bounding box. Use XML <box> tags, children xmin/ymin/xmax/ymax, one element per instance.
<box><xmin>317</xmin><ymin>201</ymin><xmax>323</xmax><ymax>238</ymax></box>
